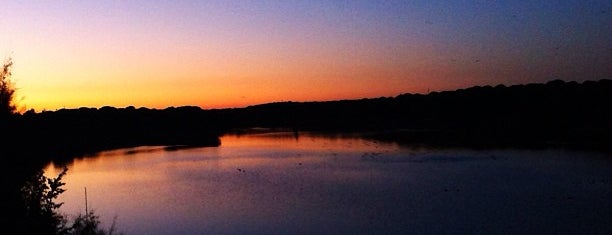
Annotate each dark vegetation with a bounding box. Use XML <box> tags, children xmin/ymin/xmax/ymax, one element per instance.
<box><xmin>2</xmin><ymin>60</ymin><xmax>124</xmax><ymax>234</ymax></box>
<box><xmin>5</xmin><ymin>78</ymin><xmax>610</xmax><ymax>163</ymax></box>
<box><xmin>216</xmin><ymin>78</ymin><xmax>612</xmax><ymax>150</ymax></box>
<box><xmin>13</xmin><ymin>105</ymin><xmax>223</xmax><ymax>161</ymax></box>
<box><xmin>1</xmin><ymin>56</ymin><xmax>611</xmax><ymax>233</ymax></box>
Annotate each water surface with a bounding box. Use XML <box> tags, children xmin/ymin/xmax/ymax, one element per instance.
<box><xmin>45</xmin><ymin>132</ymin><xmax>612</xmax><ymax>234</ymax></box>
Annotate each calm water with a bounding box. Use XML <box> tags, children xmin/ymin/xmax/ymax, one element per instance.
<box><xmin>44</xmin><ymin>132</ymin><xmax>612</xmax><ymax>235</ymax></box>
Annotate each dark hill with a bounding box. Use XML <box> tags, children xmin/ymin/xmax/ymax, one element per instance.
<box><xmin>219</xmin><ymin>79</ymin><xmax>612</xmax><ymax>149</ymax></box>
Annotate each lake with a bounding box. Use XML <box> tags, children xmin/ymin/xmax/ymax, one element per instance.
<box><xmin>44</xmin><ymin>131</ymin><xmax>612</xmax><ymax>235</ymax></box>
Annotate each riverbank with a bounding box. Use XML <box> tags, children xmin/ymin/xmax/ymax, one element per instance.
<box><xmin>5</xmin><ymin>78</ymin><xmax>611</xmax><ymax>165</ymax></box>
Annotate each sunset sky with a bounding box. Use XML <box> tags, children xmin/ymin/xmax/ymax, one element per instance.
<box><xmin>2</xmin><ymin>1</ymin><xmax>611</xmax><ymax>111</ymax></box>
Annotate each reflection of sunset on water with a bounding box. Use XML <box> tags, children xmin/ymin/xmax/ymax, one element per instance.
<box><xmin>43</xmin><ymin>132</ymin><xmax>612</xmax><ymax>235</ymax></box>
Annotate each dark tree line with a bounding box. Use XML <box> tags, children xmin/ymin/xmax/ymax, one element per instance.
<box><xmin>214</xmin><ymin>79</ymin><xmax>612</xmax><ymax>149</ymax></box>
<box><xmin>5</xmin><ymin>78</ymin><xmax>612</xmax><ymax>161</ymax></box>
<box><xmin>14</xmin><ymin>105</ymin><xmax>223</xmax><ymax>160</ymax></box>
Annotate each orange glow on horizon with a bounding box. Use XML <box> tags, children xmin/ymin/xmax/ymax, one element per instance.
<box><xmin>4</xmin><ymin>1</ymin><xmax>609</xmax><ymax>112</ymax></box>
<box><xmin>11</xmin><ymin>43</ymin><xmax>436</xmax><ymax>111</ymax></box>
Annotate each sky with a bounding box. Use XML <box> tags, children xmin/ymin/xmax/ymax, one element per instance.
<box><xmin>1</xmin><ymin>0</ymin><xmax>611</xmax><ymax>111</ymax></box>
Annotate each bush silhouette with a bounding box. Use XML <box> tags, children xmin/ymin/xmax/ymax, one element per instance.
<box><xmin>20</xmin><ymin>168</ymin><xmax>70</xmax><ymax>235</ymax></box>
<box><xmin>19</xmin><ymin>168</ymin><xmax>123</xmax><ymax>235</ymax></box>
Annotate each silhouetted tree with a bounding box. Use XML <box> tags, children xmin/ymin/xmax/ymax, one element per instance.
<box><xmin>1</xmin><ymin>57</ymin><xmax>16</xmax><ymax>118</ymax></box>
<box><xmin>20</xmin><ymin>168</ymin><xmax>70</xmax><ymax>235</ymax></box>
<box><xmin>18</xmin><ymin>168</ymin><xmax>122</xmax><ymax>235</ymax></box>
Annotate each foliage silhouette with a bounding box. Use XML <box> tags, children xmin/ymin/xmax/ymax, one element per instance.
<box><xmin>70</xmin><ymin>210</ymin><xmax>123</xmax><ymax>235</ymax></box>
<box><xmin>1</xmin><ymin>57</ymin><xmax>16</xmax><ymax>117</ymax></box>
<box><xmin>17</xmin><ymin>168</ymin><xmax>123</xmax><ymax>235</ymax></box>
<box><xmin>20</xmin><ymin>168</ymin><xmax>69</xmax><ymax>235</ymax></box>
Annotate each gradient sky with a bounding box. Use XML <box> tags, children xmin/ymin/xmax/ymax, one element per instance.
<box><xmin>2</xmin><ymin>1</ymin><xmax>611</xmax><ymax>111</ymax></box>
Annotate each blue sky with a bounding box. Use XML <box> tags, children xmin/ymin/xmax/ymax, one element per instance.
<box><xmin>1</xmin><ymin>0</ymin><xmax>611</xmax><ymax>110</ymax></box>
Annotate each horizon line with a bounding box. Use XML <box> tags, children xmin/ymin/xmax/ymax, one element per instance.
<box><xmin>20</xmin><ymin>78</ymin><xmax>610</xmax><ymax>114</ymax></box>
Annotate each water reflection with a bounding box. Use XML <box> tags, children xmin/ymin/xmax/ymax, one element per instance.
<box><xmin>45</xmin><ymin>132</ymin><xmax>612</xmax><ymax>235</ymax></box>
